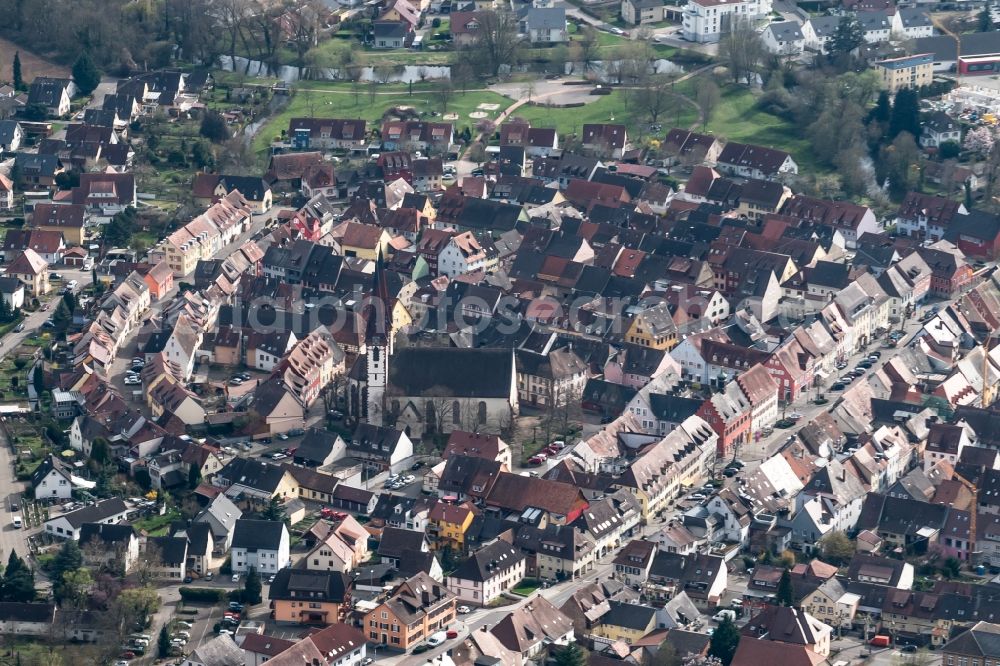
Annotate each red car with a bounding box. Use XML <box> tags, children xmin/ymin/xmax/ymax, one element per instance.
<box><xmin>446</xmin><ymin>630</ymin><xmax>459</xmax><ymax>639</ymax></box>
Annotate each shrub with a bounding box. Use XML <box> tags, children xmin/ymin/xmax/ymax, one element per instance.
<box><xmin>178</xmin><ymin>587</ymin><xmax>227</xmax><ymax>603</ymax></box>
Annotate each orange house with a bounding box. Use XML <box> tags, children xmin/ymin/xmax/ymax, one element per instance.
<box><xmin>143</xmin><ymin>260</ymin><xmax>174</xmax><ymax>300</ymax></box>
<box><xmin>364</xmin><ymin>572</ymin><xmax>457</xmax><ymax>651</ymax></box>
<box><xmin>268</xmin><ymin>568</ymin><xmax>351</xmax><ymax>625</ymax></box>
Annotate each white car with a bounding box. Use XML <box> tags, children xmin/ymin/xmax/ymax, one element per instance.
<box><xmin>426</xmin><ymin>631</ymin><xmax>447</xmax><ymax>647</ymax></box>
<box><xmin>457</xmin><ymin>605</ymin><xmax>472</xmax><ymax>614</ymax></box>
<box><xmin>712</xmin><ymin>610</ymin><xmax>736</xmax><ymax>623</ymax></box>
<box><xmin>271</xmin><ymin>452</ymin><xmax>287</xmax><ymax>460</ymax></box>
<box><xmin>402</xmin><ymin>474</ymin><xmax>416</xmax><ymax>484</ymax></box>
<box><xmin>231</xmin><ymin>573</ymin><xmax>240</xmax><ymax>583</ymax></box>
<box><xmin>124</xmin><ymin>376</ymin><xmax>141</xmax><ymax>386</ymax></box>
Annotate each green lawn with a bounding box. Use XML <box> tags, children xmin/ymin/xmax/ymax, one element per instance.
<box><xmin>511</xmin><ymin>89</ymin><xmax>698</xmax><ymax>138</ymax></box>
<box><xmin>134</xmin><ymin>507</ymin><xmax>182</xmax><ymax>536</ymax></box>
<box><xmin>700</xmin><ymin>83</ymin><xmax>826</xmax><ymax>175</ymax></box>
<box><xmin>252</xmin><ymin>85</ymin><xmax>512</xmax><ymax>153</ymax></box>
<box><xmin>511</xmin><ymin>579</ymin><xmax>541</xmax><ymax>596</ymax></box>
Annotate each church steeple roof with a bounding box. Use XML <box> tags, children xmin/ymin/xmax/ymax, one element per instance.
<box><xmin>366</xmin><ymin>248</ymin><xmax>393</xmax><ymax>343</ymax></box>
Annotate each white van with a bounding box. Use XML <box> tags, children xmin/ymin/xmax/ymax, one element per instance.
<box><xmin>12</xmin><ymin>516</ymin><xmax>21</xmax><ymax>528</ymax></box>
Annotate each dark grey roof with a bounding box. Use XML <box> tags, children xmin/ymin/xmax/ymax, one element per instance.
<box><xmin>374</xmin><ymin>21</ymin><xmax>409</xmax><ymax>38</ymax></box>
<box><xmin>518</xmin><ymin>6</ymin><xmax>566</xmax><ymax>30</ymax></box>
<box><xmin>31</xmin><ymin>454</ymin><xmax>70</xmax><ymax>488</ymax></box>
<box><xmin>148</xmin><ymin>535</ymin><xmax>188</xmax><ymax>565</ymax></box>
<box><xmin>648</xmin><ymin>394</ymin><xmax>702</xmax><ymax>423</ymax></box>
<box><xmin>449</xmin><ymin>540</ymin><xmax>523</xmax><ymax>583</ymax></box>
<box><xmin>0</xmin><ymin>120</ymin><xmax>20</xmax><ymax>147</ymax></box>
<box><xmin>27</xmin><ymin>79</ymin><xmax>69</xmax><ymax>108</ymax></box>
<box><xmin>601</xmin><ymin>600</ymin><xmax>657</xmax><ymax>630</ymax></box>
<box><xmin>268</xmin><ymin>568</ymin><xmax>349</xmax><ymax>602</ymax></box>
<box><xmin>79</xmin><ymin>522</ymin><xmax>135</xmax><ymax>545</ymax></box>
<box><xmin>941</xmin><ymin>623</ymin><xmax>1000</xmax><ymax>657</ymax></box>
<box><xmin>378</xmin><ymin>526</ymin><xmax>427</xmax><ymax>558</ymax></box>
<box><xmin>898</xmin><ymin>8</ymin><xmax>931</xmax><ymax>28</ymax></box>
<box><xmin>218</xmin><ymin>457</ymin><xmax>288</xmax><ymax>494</ymax></box>
<box><xmin>58</xmin><ymin>498</ymin><xmax>128</xmax><ymax>529</ymax></box>
<box><xmin>231</xmin><ymin>519</ymin><xmax>286</xmax><ymax>551</ymax></box>
<box><xmin>0</xmin><ymin>603</ymin><xmax>54</xmax><ymax>623</ymax></box>
<box><xmin>295</xmin><ymin>428</ymin><xmax>343</xmax><ymax>464</ymax></box>
<box><xmin>808</xmin><ymin>15</ymin><xmax>841</xmax><ymax>38</ymax></box>
<box><xmin>388</xmin><ymin>347</ymin><xmax>515</xmax><ymax>398</ymax></box>
<box><xmin>220</xmin><ymin>175</ymin><xmax>270</xmax><ymax>201</ymax></box>
<box><xmin>348</xmin><ymin>423</ymin><xmax>406</xmax><ymax>461</ymax></box>
<box><xmin>856</xmin><ymin>11</ymin><xmax>890</xmax><ymax>30</ymax></box>
<box><xmin>767</xmin><ymin>21</ymin><xmax>804</xmax><ymax>41</ymax></box>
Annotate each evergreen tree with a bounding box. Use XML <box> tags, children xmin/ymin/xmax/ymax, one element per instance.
<box><xmin>830</xmin><ymin>17</ymin><xmax>864</xmax><ymax>57</ymax></box>
<box><xmin>967</xmin><ymin>181</ymin><xmax>974</xmax><ymax>210</ymax></box>
<box><xmin>708</xmin><ymin>616</ymin><xmax>741</xmax><ymax>666</ymax></box>
<box><xmin>91</xmin><ymin>267</ymin><xmax>97</xmax><ymax>287</ymax></box>
<box><xmin>12</xmin><ymin>52</ymin><xmax>23</xmax><ymax>92</ymax></box>
<box><xmin>261</xmin><ymin>496</ymin><xmax>284</xmax><ymax>522</ymax></box>
<box><xmin>188</xmin><ymin>464</ymin><xmax>201</xmax><ymax>490</ymax></box>
<box><xmin>872</xmin><ymin>90</ymin><xmax>891</xmax><ymax>124</ymax></box>
<box><xmin>62</xmin><ymin>291</ymin><xmax>77</xmax><ymax>315</ymax></box>
<box><xmin>0</xmin><ymin>551</ymin><xmax>35</xmax><ymax>602</ymax></box>
<box><xmin>158</xmin><ymin>625</ymin><xmax>171</xmax><ymax>658</ymax></box>
<box><xmin>889</xmin><ymin>88</ymin><xmax>921</xmax><ymax>141</ymax></box>
<box><xmin>51</xmin><ymin>540</ymin><xmax>83</xmax><ymax>602</ymax></box>
<box><xmin>199</xmin><ymin>110</ymin><xmax>230</xmax><ymax>143</ymax></box>
<box><xmin>72</xmin><ymin>52</ymin><xmax>101</xmax><ymax>96</ymax></box>
<box><xmin>777</xmin><ymin>567</ymin><xmax>794</xmax><ymax>606</ymax></box>
<box><xmin>0</xmin><ymin>297</ymin><xmax>11</xmax><ymax>324</ymax></box>
<box><xmin>243</xmin><ymin>566</ymin><xmax>262</xmax><ymax>605</ymax></box>
<box><xmin>980</xmin><ymin>7</ymin><xmax>994</xmax><ymax>32</ymax></box>
<box><xmin>553</xmin><ymin>643</ymin><xmax>588</xmax><ymax>666</ymax></box>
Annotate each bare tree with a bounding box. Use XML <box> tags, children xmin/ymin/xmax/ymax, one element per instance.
<box><xmin>577</xmin><ymin>25</ymin><xmax>600</xmax><ymax>72</ymax></box>
<box><xmin>697</xmin><ymin>80</ymin><xmax>721</xmax><ymax>129</ymax></box>
<box><xmin>635</xmin><ymin>74</ymin><xmax>680</xmax><ymax>124</ymax></box>
<box><xmin>719</xmin><ymin>17</ymin><xmax>765</xmax><ymax>85</ymax></box>
<box><xmin>471</xmin><ymin>10</ymin><xmax>524</xmax><ymax>77</ymax></box>
<box><xmin>438</xmin><ymin>79</ymin><xmax>455</xmax><ymax>113</ymax></box>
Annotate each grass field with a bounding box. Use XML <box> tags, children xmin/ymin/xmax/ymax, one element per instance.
<box><xmin>511</xmin><ymin>89</ymin><xmax>698</xmax><ymax>137</ymax></box>
<box><xmin>702</xmin><ymin>83</ymin><xmax>825</xmax><ymax>174</ymax></box>
<box><xmin>252</xmin><ymin>85</ymin><xmax>512</xmax><ymax>153</ymax></box>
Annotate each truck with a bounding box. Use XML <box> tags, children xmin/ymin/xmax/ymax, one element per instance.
<box><xmin>11</xmin><ymin>515</ymin><xmax>21</xmax><ymax>529</ymax></box>
<box><xmin>869</xmin><ymin>635</ymin><xmax>890</xmax><ymax>648</ymax></box>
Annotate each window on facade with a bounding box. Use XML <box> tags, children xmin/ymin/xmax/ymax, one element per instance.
<box><xmin>452</xmin><ymin>401</ymin><xmax>461</xmax><ymax>425</ymax></box>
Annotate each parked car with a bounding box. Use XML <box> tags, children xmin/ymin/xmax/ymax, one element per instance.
<box><xmin>457</xmin><ymin>605</ymin><xmax>471</xmax><ymax>614</ymax></box>
<box><xmin>712</xmin><ymin>610</ymin><xmax>736</xmax><ymax>623</ymax></box>
<box><xmin>270</xmin><ymin>452</ymin><xmax>287</xmax><ymax>460</ymax></box>
<box><xmin>12</xmin><ymin>324</ymin><xmax>22</xmax><ymax>333</ymax></box>
<box><xmin>831</xmin><ymin>383</ymin><xmax>846</xmax><ymax>391</ymax></box>
<box><xmin>411</xmin><ymin>460</ymin><xmax>425</xmax><ymax>470</ymax></box>
<box><xmin>528</xmin><ymin>454</ymin><xmax>547</xmax><ymax>465</ymax></box>
<box><xmin>231</xmin><ymin>574</ymin><xmax>240</xmax><ymax>583</ymax></box>
<box><xmin>426</xmin><ymin>632</ymin><xmax>447</xmax><ymax>647</ymax></box>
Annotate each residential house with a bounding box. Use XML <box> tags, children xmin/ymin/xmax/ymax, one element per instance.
<box><xmin>78</xmin><ymin>523</ymin><xmax>140</xmax><ymax>574</ymax></box>
<box><xmin>363</xmin><ymin>572</ymin><xmax>457</xmax><ymax>651</ymax></box>
<box><xmin>30</xmin><ymin>203</ymin><xmax>85</xmax><ymax>246</ymax></box>
<box><xmin>517</xmin><ymin>7</ymin><xmax>568</xmax><ymax>44</ymax></box>
<box><xmin>581</xmin><ymin>124</ymin><xmax>629</xmax><ymax>159</ymax></box>
<box><xmin>27</xmin><ymin>78</ymin><xmax>72</xmax><ymax>117</ymax></box>
<box><xmin>763</xmin><ymin>21</ymin><xmax>806</xmax><ymax>54</ymax></box>
<box><xmin>489</xmin><ymin>596</ymin><xmax>574</xmax><ymax>659</ymax></box>
<box><xmin>43</xmin><ymin>498</ymin><xmax>129</xmax><ymax>541</ymax></box>
<box><xmin>716</xmin><ymin>142</ymin><xmax>797</xmax><ymax>181</ymax></box>
<box><xmin>8</xmin><ymin>248</ymin><xmax>49</xmax><ymax>296</ymax></box>
<box><xmin>446</xmin><ymin>540</ymin><xmax>525</xmax><ymax>604</ymax></box>
<box><xmin>230</xmin><ymin>519</ymin><xmax>290</xmax><ymax>574</ymax></box>
<box><xmin>877</xmin><ymin>53</ymin><xmax>934</xmax><ymax>93</ymax></box>
<box><xmin>681</xmin><ymin>0</ymin><xmax>773</xmax><ymax>43</ymax></box>
<box><xmin>921</xmin><ymin>111</ymin><xmax>962</xmax><ymax>149</ymax></box>
<box><xmin>31</xmin><ymin>455</ymin><xmax>73</xmax><ymax>501</ymax></box>
<box><xmin>288</xmin><ymin>118</ymin><xmax>367</xmax><ymax>151</ymax></box>
<box><xmin>621</xmin><ymin>0</ymin><xmax>670</xmax><ymax>24</ymax></box>
<box><xmin>269</xmin><ymin>569</ymin><xmax>351</xmax><ymax>625</ymax></box>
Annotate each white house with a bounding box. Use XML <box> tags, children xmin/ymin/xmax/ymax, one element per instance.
<box><xmin>230</xmin><ymin>519</ymin><xmax>290</xmax><ymax>574</ymax></box>
<box><xmin>44</xmin><ymin>498</ymin><xmax>130</xmax><ymax>541</ymax></box>
<box><xmin>857</xmin><ymin>11</ymin><xmax>892</xmax><ymax>44</ymax></box>
<box><xmin>763</xmin><ymin>21</ymin><xmax>806</xmax><ymax>55</ymax></box>
<box><xmin>895</xmin><ymin>9</ymin><xmax>933</xmax><ymax>39</ymax></box>
<box><xmin>438</xmin><ymin>231</ymin><xmax>490</xmax><ymax>278</ymax></box>
<box><xmin>802</xmin><ymin>16</ymin><xmax>839</xmax><ymax>54</ymax></box>
<box><xmin>446</xmin><ymin>540</ymin><xmax>526</xmax><ymax>604</ymax></box>
<box><xmin>0</xmin><ymin>121</ymin><xmax>23</xmax><ymax>154</ymax></box>
<box><xmin>31</xmin><ymin>456</ymin><xmax>74</xmax><ymax>501</ymax></box>
<box><xmin>681</xmin><ymin>0</ymin><xmax>772</xmax><ymax>43</ymax></box>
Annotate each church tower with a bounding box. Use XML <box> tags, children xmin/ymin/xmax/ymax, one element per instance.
<box><xmin>366</xmin><ymin>250</ymin><xmax>394</xmax><ymax>426</ymax></box>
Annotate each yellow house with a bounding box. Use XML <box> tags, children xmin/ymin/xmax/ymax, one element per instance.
<box><xmin>626</xmin><ymin>302</ymin><xmax>677</xmax><ymax>350</ymax></box>
<box><xmin>593</xmin><ymin>601</ymin><xmax>658</xmax><ymax>644</ymax></box>
<box><xmin>32</xmin><ymin>203</ymin><xmax>86</xmax><ymax>245</ymax></box>
<box><xmin>876</xmin><ymin>53</ymin><xmax>933</xmax><ymax>93</ymax></box>
<box><xmin>800</xmin><ymin>578</ymin><xmax>860</xmax><ymax>632</ymax></box>
<box><xmin>338</xmin><ymin>222</ymin><xmax>392</xmax><ymax>261</ymax></box>
<box><xmin>428</xmin><ymin>501</ymin><xmax>476</xmax><ymax>551</ymax></box>
<box><xmin>8</xmin><ymin>248</ymin><xmax>49</xmax><ymax>296</ymax></box>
